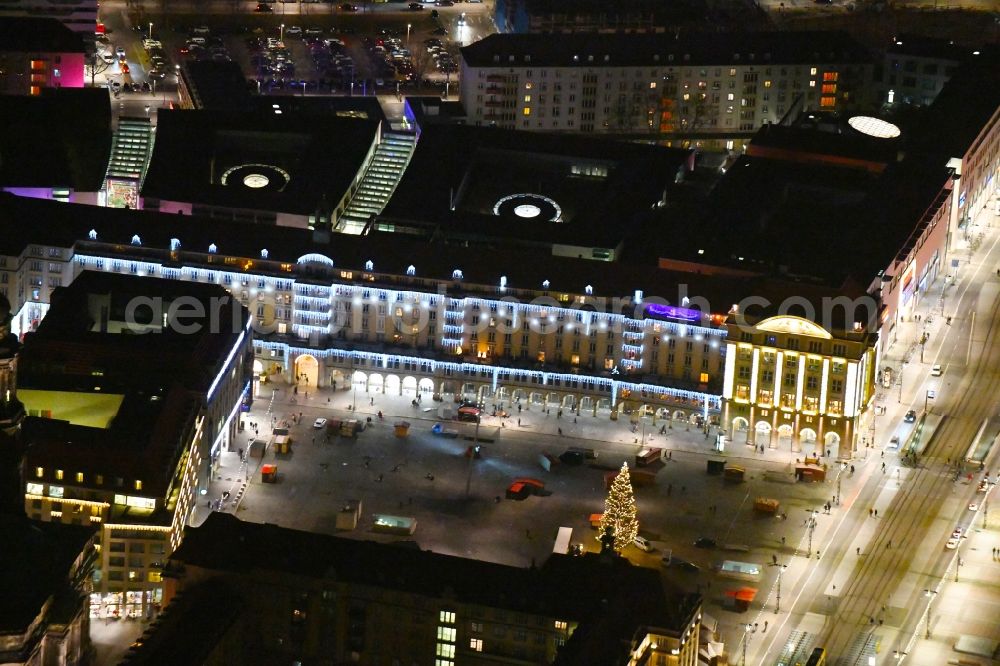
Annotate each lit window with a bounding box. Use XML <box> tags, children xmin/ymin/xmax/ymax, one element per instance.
<box><xmin>147</xmin><ymin>570</ymin><xmax>162</xmax><ymax>583</ymax></box>
<box><xmin>436</xmin><ymin>643</ymin><xmax>456</xmax><ymax>658</ymax></box>
<box><xmin>523</xmin><ymin>107</ymin><xmax>531</xmax><ymax>116</ymax></box>
<box><xmin>437</xmin><ymin>627</ymin><xmax>456</xmax><ymax>641</ymax></box>
<box><xmin>129</xmin><ymin>570</ymin><xmax>138</xmax><ymax>581</ymax></box>
<box><xmin>729</xmin><ymin>68</ymin><xmax>736</xmax><ymax>76</ymax></box>
<box><xmin>55</xmin><ymin>469</ymin><xmax>64</xmax><ymax>480</ymax></box>
<box><xmin>554</xmin><ymin>620</ymin><xmax>568</xmax><ymax>630</ymax></box>
<box><xmin>470</xmin><ymin>638</ymin><xmax>484</xmax><ymax>651</ymax></box>
<box><xmin>727</xmin><ymin>93</ymin><xmax>734</xmax><ymax>101</ymax></box>
<box><xmin>135</xmin><ymin>480</ymin><xmax>143</xmax><ymax>490</ymax></box>
<box><xmin>764</xmin><ymin>80</ymin><xmax>772</xmax><ymax>88</ymax></box>
<box><xmin>35</xmin><ymin>467</ymin><xmax>44</xmax><ymax>478</ymax></box>
<box><xmin>525</xmin><ymin>82</ymin><xmax>533</xmax><ymax>90</ymax></box>
<box><xmin>809</xmin><ymin>80</ymin><xmax>816</xmax><ymax>87</ymax></box>
<box><xmin>820</xmin><ymin>97</ymin><xmax>836</xmax><ymax>108</ymax></box>
<box><xmin>49</xmin><ymin>486</ymin><xmax>64</xmax><ymax>499</ymax></box>
<box><xmin>649</xmin><ymin>81</ymin><xmax>656</xmax><ymax>89</ymax></box>
<box><xmin>810</xmin><ymin>67</ymin><xmax>817</xmax><ymax>76</ymax></box>
<box><xmin>26</xmin><ymin>482</ymin><xmax>43</xmax><ymax>495</ymax></box>
<box><xmin>76</xmin><ymin>472</ymin><xmax>84</xmax><ymax>483</ymax></box>
<box><xmin>439</xmin><ymin>611</ymin><xmax>456</xmax><ymax>624</ymax></box>
<box><xmin>682</xmin><ymin>93</ymin><xmax>690</xmax><ymax>101</ymax></box>
<box><xmin>523</xmin><ymin>95</ymin><xmax>531</xmax><ymax>102</ymax></box>
<box><xmin>435</xmin><ymin>660</ymin><xmax>454</xmax><ymax>666</ymax></box>
<box><xmin>96</xmin><ymin>475</ymin><xmax>104</xmax><ymax>485</ymax></box>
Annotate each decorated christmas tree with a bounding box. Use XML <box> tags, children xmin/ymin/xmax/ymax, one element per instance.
<box><xmin>600</xmin><ymin>462</ymin><xmax>639</xmax><ymax>552</ymax></box>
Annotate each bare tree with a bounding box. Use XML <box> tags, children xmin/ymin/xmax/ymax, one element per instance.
<box><xmin>86</xmin><ymin>51</ymin><xmax>112</xmax><ymax>87</ymax></box>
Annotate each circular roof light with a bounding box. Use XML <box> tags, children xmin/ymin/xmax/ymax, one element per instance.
<box><xmin>848</xmin><ymin>116</ymin><xmax>901</xmax><ymax>139</ymax></box>
<box><xmin>243</xmin><ymin>174</ymin><xmax>270</xmax><ymax>188</ymax></box>
<box><xmin>514</xmin><ymin>204</ymin><xmax>541</xmax><ymax>218</ymax></box>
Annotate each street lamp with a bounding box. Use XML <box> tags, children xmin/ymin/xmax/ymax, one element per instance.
<box><xmin>775</xmin><ymin>563</ymin><xmax>787</xmax><ymax>613</ymax></box>
<box><xmin>741</xmin><ymin>623</ymin><xmax>756</xmax><ymax>666</ymax></box>
<box><xmin>149</xmin><ymin>22</ymin><xmax>153</xmax><ymax>41</ymax></box>
<box><xmin>805</xmin><ymin>510</ymin><xmax>818</xmax><ymax>558</ymax></box>
<box><xmin>923</xmin><ymin>589</ymin><xmax>938</xmax><ymax>639</ymax></box>
<box><xmin>280</xmin><ymin>23</ymin><xmax>285</xmax><ymax>42</ymax></box>
<box><xmin>406</xmin><ymin>23</ymin><xmax>412</xmax><ymax>46</ymax></box>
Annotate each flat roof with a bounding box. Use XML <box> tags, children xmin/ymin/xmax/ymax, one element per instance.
<box><xmin>0</xmin><ymin>88</ymin><xmax>112</xmax><ymax>191</ymax></box>
<box><xmin>140</xmin><ymin>109</ymin><xmax>380</xmax><ymax>215</ymax></box>
<box><xmin>0</xmin><ymin>16</ymin><xmax>86</xmax><ymax>53</ymax></box>
<box><xmin>461</xmin><ymin>30</ymin><xmax>870</xmax><ymax>68</ymax></box>
<box><xmin>18</xmin><ymin>272</ymin><xmax>249</xmax><ymax>497</ymax></box>
<box><xmin>172</xmin><ymin>513</ymin><xmax>698</xmax><ymax>641</ymax></box>
<box><xmin>381</xmin><ymin>124</ymin><xmax>692</xmax><ymax>250</ymax></box>
<box><xmin>0</xmin><ymin>516</ymin><xmax>95</xmax><ymax>631</ymax></box>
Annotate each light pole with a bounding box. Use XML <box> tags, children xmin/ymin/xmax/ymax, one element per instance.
<box><xmin>806</xmin><ymin>511</ymin><xmax>818</xmax><ymax>557</ymax></box>
<box><xmin>280</xmin><ymin>23</ymin><xmax>285</xmax><ymax>42</ymax></box>
<box><xmin>775</xmin><ymin>563</ymin><xmax>787</xmax><ymax>613</ymax></box>
<box><xmin>742</xmin><ymin>623</ymin><xmax>756</xmax><ymax>666</ymax></box>
<box><xmin>923</xmin><ymin>589</ymin><xmax>938</xmax><ymax>639</ymax></box>
<box><xmin>406</xmin><ymin>22</ymin><xmax>411</xmax><ymax>46</ymax></box>
<box><xmin>149</xmin><ymin>22</ymin><xmax>153</xmax><ymax>40</ymax></box>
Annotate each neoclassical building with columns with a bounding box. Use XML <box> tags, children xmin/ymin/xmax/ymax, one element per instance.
<box><xmin>722</xmin><ymin>314</ymin><xmax>877</xmax><ymax>458</ymax></box>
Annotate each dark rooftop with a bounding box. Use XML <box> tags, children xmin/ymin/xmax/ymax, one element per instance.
<box><xmin>886</xmin><ymin>34</ymin><xmax>971</xmax><ymax>63</ymax></box>
<box><xmin>0</xmin><ymin>88</ymin><xmax>112</xmax><ymax>191</ymax></box>
<box><xmin>381</xmin><ymin>124</ymin><xmax>692</xmax><ymax>251</ymax></box>
<box><xmin>182</xmin><ymin>60</ymin><xmax>254</xmax><ymax>111</ymax></box>
<box><xmin>17</xmin><ymin>272</ymin><xmax>249</xmax><ymax>497</ymax></box>
<box><xmin>0</xmin><ymin>16</ymin><xmax>86</xmax><ymax>53</ymax></box>
<box><xmin>170</xmin><ymin>512</ymin><xmax>699</xmax><ymax>662</ymax></box>
<box><xmin>140</xmin><ymin>108</ymin><xmax>380</xmax><ymax>215</ymax></box>
<box><xmin>461</xmin><ymin>30</ymin><xmax>871</xmax><ymax>68</ymax></box>
<box><xmin>0</xmin><ymin>516</ymin><xmax>95</xmax><ymax>631</ymax></box>
<box><xmin>908</xmin><ymin>55</ymin><xmax>1000</xmax><ymax>159</ymax></box>
<box><xmin>748</xmin><ymin>120</ymin><xmax>902</xmax><ymax>173</ymax></box>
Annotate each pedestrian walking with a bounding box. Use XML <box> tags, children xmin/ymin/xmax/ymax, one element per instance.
<box><xmin>886</xmin><ymin>540</ymin><xmax>891</xmax><ymax>549</ymax></box>
<box><xmin>558</xmin><ymin>428</ymin><xmax>563</xmax><ymax>436</ymax></box>
<box><xmin>370</xmin><ymin>397</ymin><xmax>374</xmax><ymax>406</ymax></box>
<box><xmin>763</xmin><ymin>620</ymin><xmax>768</xmax><ymax>632</ymax></box>
<box><xmin>857</xmin><ymin>547</ymin><xmax>861</xmax><ymax>556</ymax></box>
<box><xmin>874</xmin><ymin>509</ymin><xmax>878</xmax><ymax>517</ymax></box>
<box><xmin>781</xmin><ymin>536</ymin><xmax>786</xmax><ymax>546</ymax></box>
<box><xmin>517</xmin><ymin>418</ymin><xmax>521</xmax><ymax>426</ymax></box>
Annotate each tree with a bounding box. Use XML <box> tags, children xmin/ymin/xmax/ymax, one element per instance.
<box><xmin>600</xmin><ymin>462</ymin><xmax>638</xmax><ymax>552</ymax></box>
<box><xmin>86</xmin><ymin>51</ymin><xmax>111</xmax><ymax>87</ymax></box>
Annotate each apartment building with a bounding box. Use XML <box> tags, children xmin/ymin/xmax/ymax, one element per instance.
<box><xmin>16</xmin><ymin>272</ymin><xmax>252</xmax><ymax>618</ymax></box>
<box><xmin>0</xmin><ymin>17</ymin><xmax>86</xmax><ymax>95</ymax></box>
<box><xmin>0</xmin><ymin>0</ymin><xmax>97</xmax><ymax>45</ymax></box>
<box><xmin>459</xmin><ymin>31</ymin><xmax>871</xmax><ymax>148</ymax></box>
<box><xmin>125</xmin><ymin>512</ymin><xmax>704</xmax><ymax>666</ymax></box>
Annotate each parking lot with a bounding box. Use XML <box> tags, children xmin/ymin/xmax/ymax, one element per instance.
<box><xmin>132</xmin><ymin>6</ymin><xmax>481</xmax><ymax>99</ymax></box>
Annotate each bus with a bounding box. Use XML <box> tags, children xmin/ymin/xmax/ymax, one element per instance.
<box><xmin>553</xmin><ymin>527</ymin><xmax>572</xmax><ymax>554</ymax></box>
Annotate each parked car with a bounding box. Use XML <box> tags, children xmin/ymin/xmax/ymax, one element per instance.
<box><xmin>285</xmin><ymin>25</ymin><xmax>302</xmax><ymax>36</ymax></box>
<box><xmin>633</xmin><ymin>536</ymin><xmax>653</xmax><ymax>552</ymax></box>
<box><xmin>693</xmin><ymin>537</ymin><xmax>717</xmax><ymax>549</ymax></box>
<box><xmin>340</xmin><ymin>2</ymin><xmax>358</xmax><ymax>9</ymax></box>
<box><xmin>931</xmin><ymin>364</ymin><xmax>943</xmax><ymax>376</ymax></box>
<box><xmin>116</xmin><ymin>46</ymin><xmax>127</xmax><ymax>59</ymax></box>
<box><xmin>313</xmin><ymin>418</ymin><xmax>328</xmax><ymax>429</ymax></box>
<box><xmin>255</xmin><ymin>2</ymin><xmax>274</xmax><ymax>11</ymax></box>
<box><xmin>888</xmin><ymin>435</ymin><xmax>900</xmax><ymax>450</ymax></box>
<box><xmin>409</xmin><ymin>2</ymin><xmax>424</xmax><ymax>7</ymax></box>
<box><xmin>904</xmin><ymin>409</ymin><xmax>917</xmax><ymax>423</ymax></box>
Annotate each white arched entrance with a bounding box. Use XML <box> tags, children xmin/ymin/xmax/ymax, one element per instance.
<box><xmin>754</xmin><ymin>421</ymin><xmax>772</xmax><ymax>447</ymax></box>
<box><xmin>402</xmin><ymin>376</ymin><xmax>418</xmax><ymax>395</ymax></box>
<box><xmin>369</xmin><ymin>373</ymin><xmax>384</xmax><ymax>393</ymax></box>
<box><xmin>385</xmin><ymin>374</ymin><xmax>401</xmax><ymax>395</ymax></box>
<box><xmin>824</xmin><ymin>432</ymin><xmax>841</xmax><ymax>456</ymax></box>
<box><xmin>777</xmin><ymin>424</ymin><xmax>793</xmax><ymax>451</ymax></box>
<box><xmin>800</xmin><ymin>428</ymin><xmax>818</xmax><ymax>455</ymax></box>
<box><xmin>731</xmin><ymin>417</ymin><xmax>749</xmax><ymax>445</ymax></box>
<box><xmin>418</xmin><ymin>378</ymin><xmax>434</xmax><ymax>394</ymax></box>
<box><xmin>352</xmin><ymin>370</ymin><xmax>367</xmax><ymax>390</ymax></box>
<box><xmin>294</xmin><ymin>354</ymin><xmax>319</xmax><ymax>387</ymax></box>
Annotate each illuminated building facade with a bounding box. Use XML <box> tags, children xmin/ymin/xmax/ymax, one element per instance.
<box><xmin>459</xmin><ymin>31</ymin><xmax>870</xmax><ymax>149</ymax></box>
<box><xmin>17</xmin><ymin>272</ymin><xmax>252</xmax><ymax>618</ymax></box>
<box><xmin>0</xmin><ymin>17</ymin><xmax>86</xmax><ymax>95</ymax></box>
<box><xmin>134</xmin><ymin>512</ymin><xmax>702</xmax><ymax>666</ymax></box>
<box><xmin>722</xmin><ymin>315</ymin><xmax>876</xmax><ymax>456</ymax></box>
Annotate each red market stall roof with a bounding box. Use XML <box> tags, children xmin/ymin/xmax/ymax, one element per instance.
<box><xmin>725</xmin><ymin>587</ymin><xmax>758</xmax><ymax>603</ymax></box>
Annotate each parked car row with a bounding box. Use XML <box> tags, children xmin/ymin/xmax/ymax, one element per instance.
<box><xmin>367</xmin><ymin>35</ymin><xmax>414</xmax><ymax>82</ymax></box>
<box><xmin>180</xmin><ymin>27</ymin><xmax>231</xmax><ymax>64</ymax></box>
<box><xmin>424</xmin><ymin>37</ymin><xmax>457</xmax><ymax>73</ymax></box>
<box><xmin>142</xmin><ymin>39</ymin><xmax>171</xmax><ymax>80</ymax></box>
<box><xmin>248</xmin><ymin>36</ymin><xmax>296</xmax><ymax>78</ymax></box>
<box><xmin>305</xmin><ymin>35</ymin><xmax>355</xmax><ymax>85</ymax></box>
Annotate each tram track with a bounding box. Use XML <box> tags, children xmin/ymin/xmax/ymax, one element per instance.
<box><xmin>819</xmin><ymin>279</ymin><xmax>1000</xmax><ymax>662</ymax></box>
